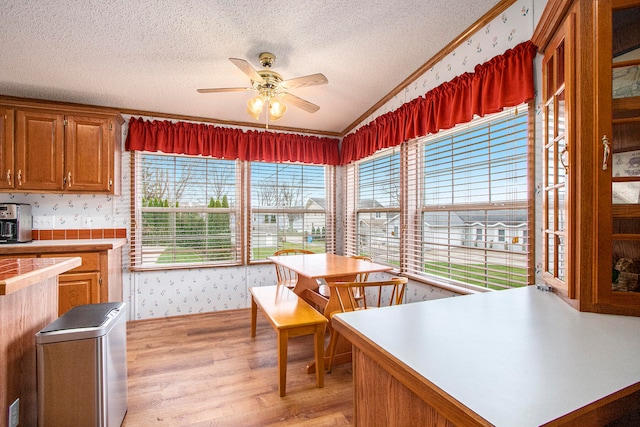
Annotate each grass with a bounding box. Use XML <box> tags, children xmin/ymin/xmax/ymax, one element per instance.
<box><xmin>424</xmin><ymin>262</ymin><xmax>527</xmax><ymax>290</ymax></box>
<box><xmin>153</xmin><ymin>241</ymin><xmax>328</xmax><ymax>264</ymax></box>
<box><xmin>252</xmin><ymin>241</ymin><xmax>327</xmax><ymax>260</ymax></box>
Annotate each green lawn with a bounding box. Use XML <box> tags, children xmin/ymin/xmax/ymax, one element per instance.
<box><xmin>152</xmin><ymin>241</ymin><xmax>328</xmax><ymax>264</ymax></box>
<box><xmin>252</xmin><ymin>241</ymin><xmax>327</xmax><ymax>260</ymax></box>
<box><xmin>424</xmin><ymin>262</ymin><xmax>527</xmax><ymax>290</ymax></box>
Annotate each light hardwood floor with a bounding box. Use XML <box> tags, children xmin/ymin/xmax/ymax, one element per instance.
<box><xmin>123</xmin><ymin>308</ymin><xmax>353</xmax><ymax>426</ymax></box>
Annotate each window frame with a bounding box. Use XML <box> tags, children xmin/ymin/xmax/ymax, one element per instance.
<box><xmin>130</xmin><ymin>151</ymin><xmax>336</xmax><ymax>270</ymax></box>
<box><xmin>345</xmin><ymin>104</ymin><xmax>534</xmax><ymax>293</ymax></box>
<box><xmin>344</xmin><ymin>147</ymin><xmax>401</xmax><ymax>267</ymax></box>
<box><xmin>248</xmin><ymin>161</ymin><xmax>336</xmax><ymax>262</ymax></box>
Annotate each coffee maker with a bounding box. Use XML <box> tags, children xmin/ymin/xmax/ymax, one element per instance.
<box><xmin>0</xmin><ymin>203</ymin><xmax>32</xmax><ymax>243</ymax></box>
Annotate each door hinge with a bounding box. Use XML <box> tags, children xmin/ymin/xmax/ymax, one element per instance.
<box><xmin>99</xmin><ymin>276</ymin><xmax>103</xmax><ymax>286</ymax></box>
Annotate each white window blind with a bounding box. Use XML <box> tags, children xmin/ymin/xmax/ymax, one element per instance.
<box><xmin>344</xmin><ymin>148</ymin><xmax>401</xmax><ymax>266</ymax></box>
<box><xmin>250</xmin><ymin>162</ymin><xmax>335</xmax><ymax>260</ymax></box>
<box><xmin>130</xmin><ymin>152</ymin><xmax>242</xmax><ymax>269</ymax></box>
<box><xmin>405</xmin><ymin>106</ymin><xmax>531</xmax><ymax>291</ymax></box>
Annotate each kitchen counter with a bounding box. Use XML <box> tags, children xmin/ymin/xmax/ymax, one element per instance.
<box><xmin>1</xmin><ymin>256</ymin><xmax>83</xmax><ymax>427</ymax></box>
<box><xmin>0</xmin><ymin>238</ymin><xmax>127</xmax><ymax>255</ymax></box>
<box><xmin>333</xmin><ymin>286</ymin><xmax>640</xmax><ymax>426</ymax></box>
<box><xmin>0</xmin><ymin>257</ymin><xmax>81</xmax><ymax>295</ymax></box>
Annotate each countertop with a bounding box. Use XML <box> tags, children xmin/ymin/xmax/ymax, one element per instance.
<box><xmin>333</xmin><ymin>286</ymin><xmax>640</xmax><ymax>426</ymax></box>
<box><xmin>0</xmin><ymin>238</ymin><xmax>127</xmax><ymax>254</ymax></box>
<box><xmin>0</xmin><ymin>257</ymin><xmax>82</xmax><ymax>295</ymax></box>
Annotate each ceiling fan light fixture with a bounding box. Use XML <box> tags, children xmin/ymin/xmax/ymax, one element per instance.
<box><xmin>269</xmin><ymin>98</ymin><xmax>287</xmax><ymax>121</ymax></box>
<box><xmin>247</xmin><ymin>95</ymin><xmax>265</xmax><ymax>120</ymax></box>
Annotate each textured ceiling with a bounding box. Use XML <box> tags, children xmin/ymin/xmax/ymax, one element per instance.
<box><xmin>0</xmin><ymin>0</ymin><xmax>502</xmax><ymax>136</ymax></box>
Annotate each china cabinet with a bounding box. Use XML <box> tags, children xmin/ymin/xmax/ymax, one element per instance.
<box><xmin>595</xmin><ymin>0</ymin><xmax>640</xmax><ymax>315</ymax></box>
<box><xmin>534</xmin><ymin>0</ymin><xmax>640</xmax><ymax>316</ymax></box>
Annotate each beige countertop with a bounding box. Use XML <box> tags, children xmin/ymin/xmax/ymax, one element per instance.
<box><xmin>334</xmin><ymin>286</ymin><xmax>640</xmax><ymax>426</ymax></box>
<box><xmin>0</xmin><ymin>257</ymin><xmax>82</xmax><ymax>295</ymax></box>
<box><xmin>0</xmin><ymin>238</ymin><xmax>127</xmax><ymax>255</ymax></box>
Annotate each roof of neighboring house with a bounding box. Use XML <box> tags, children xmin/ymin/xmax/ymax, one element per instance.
<box><xmin>306</xmin><ymin>197</ymin><xmax>326</xmax><ymax>209</ymax></box>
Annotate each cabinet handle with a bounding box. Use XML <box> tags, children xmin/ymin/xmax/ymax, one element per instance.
<box><xmin>6</xmin><ymin>169</ymin><xmax>11</xmax><ymax>186</ymax></box>
<box><xmin>602</xmin><ymin>135</ymin><xmax>610</xmax><ymax>171</ymax></box>
<box><xmin>67</xmin><ymin>171</ymin><xmax>72</xmax><ymax>189</ymax></box>
<box><xmin>17</xmin><ymin>169</ymin><xmax>22</xmax><ymax>186</ymax></box>
<box><xmin>559</xmin><ymin>147</ymin><xmax>569</xmax><ymax>172</ymax></box>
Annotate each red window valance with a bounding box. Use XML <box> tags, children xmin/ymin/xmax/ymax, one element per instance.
<box><xmin>340</xmin><ymin>41</ymin><xmax>538</xmax><ymax>164</ymax></box>
<box><xmin>125</xmin><ymin>119</ymin><xmax>340</xmax><ymax>166</ymax></box>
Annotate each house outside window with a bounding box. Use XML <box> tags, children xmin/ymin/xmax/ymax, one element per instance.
<box><xmin>345</xmin><ymin>148</ymin><xmax>401</xmax><ymax>266</ymax></box>
<box><xmin>249</xmin><ymin>162</ymin><xmax>335</xmax><ymax>260</ymax></box>
<box><xmin>345</xmin><ymin>105</ymin><xmax>532</xmax><ymax>291</ymax></box>
<box><xmin>407</xmin><ymin>106</ymin><xmax>531</xmax><ymax>290</ymax></box>
<box><xmin>131</xmin><ymin>155</ymin><xmax>335</xmax><ymax>269</ymax></box>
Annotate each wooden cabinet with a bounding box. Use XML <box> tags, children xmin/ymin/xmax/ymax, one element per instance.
<box><xmin>0</xmin><ymin>97</ymin><xmax>123</xmax><ymax>194</ymax></box>
<box><xmin>0</xmin><ymin>242</ymin><xmax>125</xmax><ymax>316</ymax></box>
<box><xmin>15</xmin><ymin>110</ymin><xmax>65</xmax><ymax>191</ymax></box>
<box><xmin>41</xmin><ymin>252</ymin><xmax>103</xmax><ymax>316</ymax></box>
<box><xmin>534</xmin><ymin>0</ymin><xmax>640</xmax><ymax>316</ymax></box>
<box><xmin>0</xmin><ymin>107</ymin><xmax>14</xmax><ymax>190</ymax></box>
<box><xmin>595</xmin><ymin>0</ymin><xmax>640</xmax><ymax>315</ymax></box>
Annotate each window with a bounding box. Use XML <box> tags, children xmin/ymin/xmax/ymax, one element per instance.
<box><xmin>405</xmin><ymin>106</ymin><xmax>531</xmax><ymax>291</ymax></box>
<box><xmin>250</xmin><ymin>162</ymin><xmax>335</xmax><ymax>260</ymax></box>
<box><xmin>130</xmin><ymin>152</ymin><xmax>242</xmax><ymax>269</ymax></box>
<box><xmin>345</xmin><ymin>148</ymin><xmax>401</xmax><ymax>266</ymax></box>
<box><xmin>345</xmin><ymin>106</ymin><xmax>532</xmax><ymax>291</ymax></box>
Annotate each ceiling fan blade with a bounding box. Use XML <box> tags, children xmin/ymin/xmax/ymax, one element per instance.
<box><xmin>197</xmin><ymin>87</ymin><xmax>253</xmax><ymax>93</ymax></box>
<box><xmin>229</xmin><ymin>58</ymin><xmax>264</xmax><ymax>83</ymax></box>
<box><xmin>280</xmin><ymin>92</ymin><xmax>320</xmax><ymax>113</ymax></box>
<box><xmin>281</xmin><ymin>73</ymin><xmax>328</xmax><ymax>89</ymax></box>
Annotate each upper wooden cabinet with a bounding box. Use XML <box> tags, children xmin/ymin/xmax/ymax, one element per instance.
<box><xmin>0</xmin><ymin>108</ymin><xmax>15</xmax><ymax>190</ymax></box>
<box><xmin>534</xmin><ymin>0</ymin><xmax>640</xmax><ymax>316</ymax></box>
<box><xmin>0</xmin><ymin>97</ymin><xmax>123</xmax><ymax>195</ymax></box>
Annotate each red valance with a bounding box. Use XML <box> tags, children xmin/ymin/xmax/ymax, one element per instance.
<box><xmin>125</xmin><ymin>119</ymin><xmax>341</xmax><ymax>166</ymax></box>
<box><xmin>340</xmin><ymin>41</ymin><xmax>538</xmax><ymax>164</ymax></box>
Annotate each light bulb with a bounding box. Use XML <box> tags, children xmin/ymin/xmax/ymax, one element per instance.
<box><xmin>269</xmin><ymin>99</ymin><xmax>287</xmax><ymax>121</ymax></box>
<box><xmin>247</xmin><ymin>95</ymin><xmax>264</xmax><ymax>120</ymax></box>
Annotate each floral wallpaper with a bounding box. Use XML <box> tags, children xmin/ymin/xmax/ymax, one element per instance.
<box><xmin>3</xmin><ymin>0</ymin><xmax>541</xmax><ymax>320</ymax></box>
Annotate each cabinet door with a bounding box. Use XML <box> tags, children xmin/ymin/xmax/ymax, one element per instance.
<box><xmin>541</xmin><ymin>16</ymin><xmax>575</xmax><ymax>300</ymax></box>
<box><xmin>0</xmin><ymin>108</ymin><xmax>15</xmax><ymax>190</ymax></box>
<box><xmin>595</xmin><ymin>0</ymin><xmax>640</xmax><ymax>313</ymax></box>
<box><xmin>58</xmin><ymin>272</ymin><xmax>100</xmax><ymax>316</ymax></box>
<box><xmin>65</xmin><ymin>116</ymin><xmax>112</xmax><ymax>192</ymax></box>
<box><xmin>15</xmin><ymin>110</ymin><xmax>65</xmax><ymax>191</ymax></box>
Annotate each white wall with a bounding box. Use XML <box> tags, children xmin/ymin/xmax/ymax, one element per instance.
<box><xmin>6</xmin><ymin>0</ymin><xmax>546</xmax><ymax>320</ymax></box>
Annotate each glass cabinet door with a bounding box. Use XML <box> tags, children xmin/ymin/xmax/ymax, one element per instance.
<box><xmin>598</xmin><ymin>0</ymin><xmax>640</xmax><ymax>308</ymax></box>
<box><xmin>542</xmin><ymin>22</ymin><xmax>574</xmax><ymax>298</ymax></box>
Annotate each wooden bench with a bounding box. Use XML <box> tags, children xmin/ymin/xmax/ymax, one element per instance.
<box><xmin>250</xmin><ymin>285</ymin><xmax>327</xmax><ymax>397</ymax></box>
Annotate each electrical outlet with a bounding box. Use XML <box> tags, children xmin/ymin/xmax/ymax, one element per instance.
<box><xmin>82</xmin><ymin>216</ymin><xmax>92</xmax><ymax>228</ymax></box>
<box><xmin>8</xmin><ymin>398</ymin><xmax>19</xmax><ymax>427</ymax></box>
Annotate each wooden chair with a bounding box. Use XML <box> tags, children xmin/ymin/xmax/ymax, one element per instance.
<box><xmin>325</xmin><ymin>277</ymin><xmax>408</xmax><ymax>372</ymax></box>
<box><xmin>273</xmin><ymin>249</ymin><xmax>314</xmax><ymax>289</ymax></box>
<box><xmin>349</xmin><ymin>255</ymin><xmax>372</xmax><ymax>307</ymax></box>
<box><xmin>317</xmin><ymin>254</ymin><xmax>373</xmax><ymax>300</ymax></box>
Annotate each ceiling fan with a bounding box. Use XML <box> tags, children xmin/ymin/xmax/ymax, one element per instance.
<box><xmin>197</xmin><ymin>52</ymin><xmax>328</xmax><ymax>125</ymax></box>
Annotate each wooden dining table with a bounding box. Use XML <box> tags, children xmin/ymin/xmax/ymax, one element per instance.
<box><xmin>267</xmin><ymin>253</ymin><xmax>393</xmax><ymax>372</ymax></box>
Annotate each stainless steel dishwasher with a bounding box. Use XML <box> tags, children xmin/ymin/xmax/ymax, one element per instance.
<box><xmin>36</xmin><ymin>302</ymin><xmax>128</xmax><ymax>427</ymax></box>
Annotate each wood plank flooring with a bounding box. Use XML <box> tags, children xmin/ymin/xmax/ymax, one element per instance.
<box><xmin>123</xmin><ymin>308</ymin><xmax>354</xmax><ymax>426</ymax></box>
